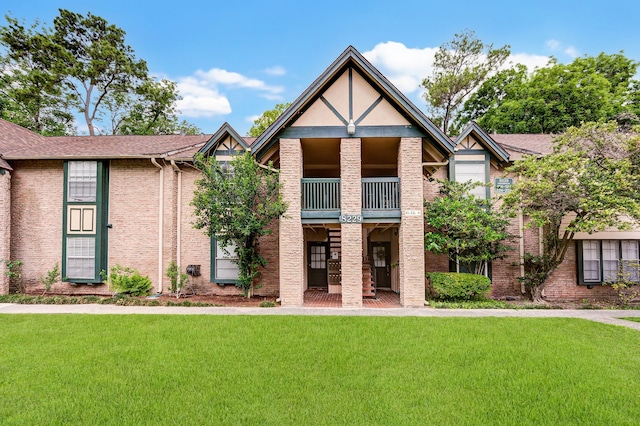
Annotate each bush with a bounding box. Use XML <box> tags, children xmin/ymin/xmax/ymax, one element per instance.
<box><xmin>102</xmin><ymin>265</ymin><xmax>152</xmax><ymax>296</ymax></box>
<box><xmin>426</xmin><ymin>272</ymin><xmax>491</xmax><ymax>301</ymax></box>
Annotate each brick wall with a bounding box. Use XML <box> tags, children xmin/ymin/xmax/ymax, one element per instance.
<box><xmin>279</xmin><ymin>139</ymin><xmax>304</xmax><ymax>306</ymax></box>
<box><xmin>0</xmin><ymin>170</ymin><xmax>10</xmax><ymax>294</ymax></box>
<box><xmin>340</xmin><ymin>137</ymin><xmax>363</xmax><ymax>308</ymax></box>
<box><xmin>398</xmin><ymin>137</ymin><xmax>425</xmax><ymax>307</ymax></box>
<box><xmin>9</xmin><ymin>160</ymin><xmax>64</xmax><ymax>294</ymax></box>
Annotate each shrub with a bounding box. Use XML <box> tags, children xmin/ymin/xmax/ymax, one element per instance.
<box><xmin>1</xmin><ymin>259</ymin><xmax>25</xmax><ymax>293</ymax></box>
<box><xmin>102</xmin><ymin>265</ymin><xmax>152</xmax><ymax>296</ymax></box>
<box><xmin>166</xmin><ymin>260</ymin><xmax>189</xmax><ymax>296</ymax></box>
<box><xmin>426</xmin><ymin>272</ymin><xmax>491</xmax><ymax>301</ymax></box>
<box><xmin>39</xmin><ymin>263</ymin><xmax>61</xmax><ymax>295</ymax></box>
<box><xmin>259</xmin><ymin>300</ymin><xmax>276</xmax><ymax>308</ymax></box>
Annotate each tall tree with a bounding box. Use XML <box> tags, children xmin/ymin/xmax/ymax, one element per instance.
<box><xmin>0</xmin><ymin>10</ymin><xmax>199</xmax><ymax>136</ymax></box>
<box><xmin>106</xmin><ymin>78</ymin><xmax>200</xmax><ymax>135</ymax></box>
<box><xmin>461</xmin><ymin>53</ymin><xmax>640</xmax><ymax>133</ymax></box>
<box><xmin>421</xmin><ymin>29</ymin><xmax>510</xmax><ymax>135</ymax></box>
<box><xmin>0</xmin><ymin>17</ymin><xmax>75</xmax><ymax>135</ymax></box>
<box><xmin>502</xmin><ymin>121</ymin><xmax>640</xmax><ymax>301</ymax></box>
<box><xmin>247</xmin><ymin>102</ymin><xmax>290</xmax><ymax>137</ymax></box>
<box><xmin>424</xmin><ymin>180</ymin><xmax>516</xmax><ymax>276</ymax></box>
<box><xmin>191</xmin><ymin>152</ymin><xmax>288</xmax><ymax>297</ymax></box>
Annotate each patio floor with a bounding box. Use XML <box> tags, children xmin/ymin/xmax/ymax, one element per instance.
<box><xmin>303</xmin><ymin>288</ymin><xmax>401</xmax><ymax>308</ymax></box>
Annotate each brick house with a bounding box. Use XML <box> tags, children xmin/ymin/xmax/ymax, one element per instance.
<box><xmin>1</xmin><ymin>46</ymin><xmax>637</xmax><ymax>305</ymax></box>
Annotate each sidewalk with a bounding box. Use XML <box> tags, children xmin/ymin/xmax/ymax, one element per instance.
<box><xmin>2</xmin><ymin>303</ymin><xmax>640</xmax><ymax>330</ymax></box>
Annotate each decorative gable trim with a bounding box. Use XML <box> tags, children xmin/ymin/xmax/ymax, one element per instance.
<box><xmin>455</xmin><ymin>122</ymin><xmax>510</xmax><ymax>163</ymax></box>
<box><xmin>198</xmin><ymin>122</ymin><xmax>250</xmax><ymax>157</ymax></box>
<box><xmin>252</xmin><ymin>46</ymin><xmax>455</xmax><ymax>159</ymax></box>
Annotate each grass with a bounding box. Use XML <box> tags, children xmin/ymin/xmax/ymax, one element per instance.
<box><xmin>1</xmin><ymin>316</ymin><xmax>639</xmax><ymax>425</ymax></box>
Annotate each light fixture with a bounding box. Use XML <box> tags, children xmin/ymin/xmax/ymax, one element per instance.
<box><xmin>347</xmin><ymin>118</ymin><xmax>356</xmax><ymax>135</ymax></box>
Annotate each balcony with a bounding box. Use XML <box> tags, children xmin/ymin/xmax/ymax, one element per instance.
<box><xmin>361</xmin><ymin>177</ymin><xmax>401</xmax><ymax>220</ymax></box>
<box><xmin>301</xmin><ymin>177</ymin><xmax>401</xmax><ymax>222</ymax></box>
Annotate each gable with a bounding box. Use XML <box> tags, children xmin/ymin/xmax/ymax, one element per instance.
<box><xmin>198</xmin><ymin>123</ymin><xmax>249</xmax><ymax>160</ymax></box>
<box><xmin>292</xmin><ymin>68</ymin><xmax>410</xmax><ymax>128</ymax></box>
<box><xmin>252</xmin><ymin>46</ymin><xmax>455</xmax><ymax>160</ymax></box>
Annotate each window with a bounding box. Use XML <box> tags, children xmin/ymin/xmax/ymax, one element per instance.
<box><xmin>211</xmin><ymin>238</ymin><xmax>240</xmax><ymax>283</ymax></box>
<box><xmin>63</xmin><ymin>161</ymin><xmax>108</xmax><ymax>283</ymax></box>
<box><xmin>578</xmin><ymin>240</ymin><xmax>640</xmax><ymax>285</ymax></box>
<box><xmin>451</xmin><ymin>154</ymin><xmax>489</xmax><ymax>199</ymax></box>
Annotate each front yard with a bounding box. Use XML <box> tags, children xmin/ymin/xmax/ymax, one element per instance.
<box><xmin>1</xmin><ymin>315</ymin><xmax>639</xmax><ymax>425</ymax></box>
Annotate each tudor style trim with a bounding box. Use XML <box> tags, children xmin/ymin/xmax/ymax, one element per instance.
<box><xmin>252</xmin><ymin>46</ymin><xmax>455</xmax><ymax>160</ymax></box>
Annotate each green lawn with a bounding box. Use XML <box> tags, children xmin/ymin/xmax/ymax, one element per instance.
<box><xmin>1</xmin><ymin>316</ymin><xmax>639</xmax><ymax>425</ymax></box>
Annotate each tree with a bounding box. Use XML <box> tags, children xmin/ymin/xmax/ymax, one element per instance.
<box><xmin>0</xmin><ymin>10</ymin><xmax>198</xmax><ymax>136</ymax></box>
<box><xmin>421</xmin><ymin>29</ymin><xmax>510</xmax><ymax>135</ymax></box>
<box><xmin>460</xmin><ymin>53</ymin><xmax>640</xmax><ymax>133</ymax></box>
<box><xmin>247</xmin><ymin>102</ymin><xmax>290</xmax><ymax>137</ymax></box>
<box><xmin>191</xmin><ymin>152</ymin><xmax>288</xmax><ymax>297</ymax></box>
<box><xmin>502</xmin><ymin>121</ymin><xmax>640</xmax><ymax>301</ymax></box>
<box><xmin>424</xmin><ymin>180</ymin><xmax>516</xmax><ymax>276</ymax></box>
<box><xmin>0</xmin><ymin>17</ymin><xmax>75</xmax><ymax>135</ymax></box>
<box><xmin>106</xmin><ymin>78</ymin><xmax>201</xmax><ymax>135</ymax></box>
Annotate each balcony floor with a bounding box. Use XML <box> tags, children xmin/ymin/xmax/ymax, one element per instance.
<box><xmin>303</xmin><ymin>288</ymin><xmax>401</xmax><ymax>308</ymax></box>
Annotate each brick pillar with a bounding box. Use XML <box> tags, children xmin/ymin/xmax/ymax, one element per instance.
<box><xmin>398</xmin><ymin>137</ymin><xmax>425</xmax><ymax>307</ymax></box>
<box><xmin>0</xmin><ymin>170</ymin><xmax>11</xmax><ymax>294</ymax></box>
<box><xmin>340</xmin><ymin>138</ymin><xmax>363</xmax><ymax>308</ymax></box>
<box><xmin>279</xmin><ymin>139</ymin><xmax>305</xmax><ymax>306</ymax></box>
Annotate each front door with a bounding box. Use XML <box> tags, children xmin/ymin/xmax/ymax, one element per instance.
<box><xmin>307</xmin><ymin>242</ymin><xmax>328</xmax><ymax>288</ymax></box>
<box><xmin>372</xmin><ymin>242</ymin><xmax>391</xmax><ymax>288</ymax></box>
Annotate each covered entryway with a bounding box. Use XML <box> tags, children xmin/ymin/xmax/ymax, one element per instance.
<box><xmin>371</xmin><ymin>242</ymin><xmax>391</xmax><ymax>289</ymax></box>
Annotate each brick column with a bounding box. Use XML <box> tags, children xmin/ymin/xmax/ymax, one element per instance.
<box><xmin>0</xmin><ymin>170</ymin><xmax>11</xmax><ymax>294</ymax></box>
<box><xmin>340</xmin><ymin>138</ymin><xmax>363</xmax><ymax>308</ymax></box>
<box><xmin>279</xmin><ymin>139</ymin><xmax>305</xmax><ymax>306</ymax></box>
<box><xmin>398</xmin><ymin>137</ymin><xmax>425</xmax><ymax>307</ymax></box>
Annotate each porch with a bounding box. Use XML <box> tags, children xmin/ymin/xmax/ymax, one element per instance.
<box><xmin>303</xmin><ymin>288</ymin><xmax>401</xmax><ymax>308</ymax></box>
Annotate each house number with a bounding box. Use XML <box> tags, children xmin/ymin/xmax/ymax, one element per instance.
<box><xmin>340</xmin><ymin>214</ymin><xmax>362</xmax><ymax>223</ymax></box>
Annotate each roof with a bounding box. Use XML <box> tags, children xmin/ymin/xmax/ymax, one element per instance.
<box><xmin>0</xmin><ymin>118</ymin><xmax>45</xmax><ymax>152</ymax></box>
<box><xmin>2</xmin><ymin>133</ymin><xmax>212</xmax><ymax>160</ymax></box>
<box><xmin>251</xmin><ymin>46</ymin><xmax>455</xmax><ymax>158</ymax></box>
<box><xmin>491</xmin><ymin>134</ymin><xmax>555</xmax><ymax>160</ymax></box>
<box><xmin>456</xmin><ymin>122</ymin><xmax>510</xmax><ymax>163</ymax></box>
<box><xmin>198</xmin><ymin>123</ymin><xmax>252</xmax><ymax>156</ymax></box>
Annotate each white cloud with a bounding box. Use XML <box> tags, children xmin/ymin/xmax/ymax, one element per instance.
<box><xmin>546</xmin><ymin>39</ymin><xmax>579</xmax><ymax>59</ymax></box>
<box><xmin>175</xmin><ymin>68</ymin><xmax>284</xmax><ymax>118</ymax></box>
<box><xmin>363</xmin><ymin>42</ymin><xmax>438</xmax><ymax>94</ymax></box>
<box><xmin>564</xmin><ymin>46</ymin><xmax>579</xmax><ymax>58</ymax></box>
<box><xmin>265</xmin><ymin>66</ymin><xmax>286</xmax><ymax>76</ymax></box>
<box><xmin>245</xmin><ymin>114</ymin><xmax>261</xmax><ymax>124</ymax></box>
<box><xmin>505</xmin><ymin>53</ymin><xmax>551</xmax><ymax>71</ymax></box>
<box><xmin>547</xmin><ymin>39</ymin><xmax>561</xmax><ymax>50</ymax></box>
<box><xmin>364</xmin><ymin>41</ymin><xmax>553</xmax><ymax>98</ymax></box>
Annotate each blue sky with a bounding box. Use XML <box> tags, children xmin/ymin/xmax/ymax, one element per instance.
<box><xmin>4</xmin><ymin>0</ymin><xmax>640</xmax><ymax>135</ymax></box>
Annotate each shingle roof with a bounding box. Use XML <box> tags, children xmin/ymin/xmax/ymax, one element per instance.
<box><xmin>2</xmin><ymin>133</ymin><xmax>212</xmax><ymax>160</ymax></box>
<box><xmin>0</xmin><ymin>118</ymin><xmax>45</xmax><ymax>153</ymax></box>
<box><xmin>491</xmin><ymin>134</ymin><xmax>555</xmax><ymax>160</ymax></box>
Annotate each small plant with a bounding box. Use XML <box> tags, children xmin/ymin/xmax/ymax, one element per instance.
<box><xmin>1</xmin><ymin>259</ymin><xmax>25</xmax><ymax>293</ymax></box>
<box><xmin>603</xmin><ymin>262</ymin><xmax>640</xmax><ymax>307</ymax></box>
<box><xmin>166</xmin><ymin>260</ymin><xmax>189</xmax><ymax>298</ymax></box>
<box><xmin>39</xmin><ymin>262</ymin><xmax>61</xmax><ymax>295</ymax></box>
<box><xmin>102</xmin><ymin>264</ymin><xmax>152</xmax><ymax>297</ymax></box>
<box><xmin>426</xmin><ymin>272</ymin><xmax>491</xmax><ymax>301</ymax></box>
<box><xmin>259</xmin><ymin>300</ymin><xmax>276</xmax><ymax>308</ymax></box>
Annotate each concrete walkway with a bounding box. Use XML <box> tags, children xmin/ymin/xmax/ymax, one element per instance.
<box><xmin>2</xmin><ymin>303</ymin><xmax>640</xmax><ymax>330</ymax></box>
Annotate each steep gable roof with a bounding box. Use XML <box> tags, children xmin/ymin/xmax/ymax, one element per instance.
<box><xmin>198</xmin><ymin>122</ymin><xmax>251</xmax><ymax>156</ymax></box>
<box><xmin>252</xmin><ymin>46</ymin><xmax>455</xmax><ymax>159</ymax></box>
<box><xmin>455</xmin><ymin>122</ymin><xmax>510</xmax><ymax>163</ymax></box>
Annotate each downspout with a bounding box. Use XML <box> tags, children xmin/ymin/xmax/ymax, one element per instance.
<box><xmin>170</xmin><ymin>161</ymin><xmax>182</xmax><ymax>273</ymax></box>
<box><xmin>151</xmin><ymin>158</ymin><xmax>164</xmax><ymax>293</ymax></box>
<box><xmin>519</xmin><ymin>213</ymin><xmax>525</xmax><ymax>295</ymax></box>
